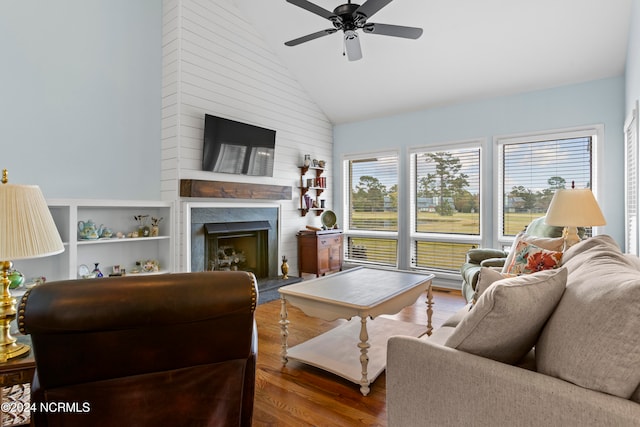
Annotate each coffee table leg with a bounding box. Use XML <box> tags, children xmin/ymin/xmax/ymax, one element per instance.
<box><xmin>358</xmin><ymin>316</ymin><xmax>370</xmax><ymax>396</ymax></box>
<box><xmin>426</xmin><ymin>282</ymin><xmax>434</xmax><ymax>336</ymax></box>
<box><xmin>280</xmin><ymin>295</ymin><xmax>289</xmax><ymax>365</ymax></box>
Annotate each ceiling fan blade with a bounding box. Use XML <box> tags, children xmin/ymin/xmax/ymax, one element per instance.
<box><xmin>286</xmin><ymin>0</ymin><xmax>336</xmax><ymax>20</ymax></box>
<box><xmin>344</xmin><ymin>30</ymin><xmax>363</xmax><ymax>61</ymax></box>
<box><xmin>285</xmin><ymin>29</ymin><xmax>337</xmax><ymax>46</ymax></box>
<box><xmin>363</xmin><ymin>23</ymin><xmax>423</xmax><ymax>39</ymax></box>
<box><xmin>355</xmin><ymin>0</ymin><xmax>393</xmax><ymax>19</ymax></box>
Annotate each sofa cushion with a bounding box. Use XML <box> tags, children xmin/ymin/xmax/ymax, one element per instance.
<box><xmin>504</xmin><ymin>240</ymin><xmax>563</xmax><ymax>275</ymax></box>
<box><xmin>501</xmin><ymin>232</ymin><xmax>564</xmax><ymax>274</ymax></box>
<box><xmin>524</xmin><ymin>216</ymin><xmax>565</xmax><ymax>238</ymax></box>
<box><xmin>421</xmin><ymin>326</ymin><xmax>455</xmax><ymax>346</ymax></box>
<box><xmin>536</xmin><ymin>235</ymin><xmax>640</xmax><ymax>399</ymax></box>
<box><xmin>444</xmin><ymin>268</ymin><xmax>567</xmax><ymax>364</ymax></box>
<box><xmin>473</xmin><ymin>267</ymin><xmax>516</xmax><ymax>303</ymax></box>
<box><xmin>632</xmin><ymin>384</ymin><xmax>640</xmax><ymax>404</ymax></box>
<box><xmin>441</xmin><ymin>304</ymin><xmax>472</xmax><ymax>328</ymax></box>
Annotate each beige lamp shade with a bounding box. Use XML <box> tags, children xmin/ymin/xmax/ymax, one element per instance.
<box><xmin>545</xmin><ymin>188</ymin><xmax>606</xmax><ymax>227</ymax></box>
<box><xmin>0</xmin><ymin>183</ymin><xmax>64</xmax><ymax>260</ymax></box>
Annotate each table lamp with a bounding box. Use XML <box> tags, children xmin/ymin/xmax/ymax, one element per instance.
<box><xmin>545</xmin><ymin>185</ymin><xmax>606</xmax><ymax>251</ymax></box>
<box><xmin>0</xmin><ymin>169</ymin><xmax>64</xmax><ymax>362</ymax></box>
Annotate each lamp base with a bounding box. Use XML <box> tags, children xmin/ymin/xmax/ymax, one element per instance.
<box><xmin>0</xmin><ymin>341</ymin><xmax>30</xmax><ymax>363</ymax></box>
<box><xmin>562</xmin><ymin>226</ymin><xmax>582</xmax><ymax>251</ymax></box>
<box><xmin>0</xmin><ymin>261</ymin><xmax>31</xmax><ymax>362</ymax></box>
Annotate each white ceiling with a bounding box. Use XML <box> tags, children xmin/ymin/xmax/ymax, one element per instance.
<box><xmin>235</xmin><ymin>0</ymin><xmax>632</xmax><ymax>125</ymax></box>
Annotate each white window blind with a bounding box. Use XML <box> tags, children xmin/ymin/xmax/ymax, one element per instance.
<box><xmin>502</xmin><ymin>137</ymin><xmax>592</xmax><ymax>236</ymax></box>
<box><xmin>625</xmin><ymin>102</ymin><xmax>639</xmax><ymax>255</ymax></box>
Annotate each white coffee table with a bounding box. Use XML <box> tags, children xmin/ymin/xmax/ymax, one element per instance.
<box><xmin>278</xmin><ymin>267</ymin><xmax>434</xmax><ymax>396</ymax></box>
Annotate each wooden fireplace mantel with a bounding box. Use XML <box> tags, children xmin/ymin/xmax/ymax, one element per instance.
<box><xmin>180</xmin><ymin>179</ymin><xmax>292</xmax><ymax>200</ymax></box>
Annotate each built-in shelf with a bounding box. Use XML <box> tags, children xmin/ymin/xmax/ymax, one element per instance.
<box><xmin>12</xmin><ymin>199</ymin><xmax>174</xmax><ymax>283</ymax></box>
<box><xmin>76</xmin><ymin>236</ymin><xmax>171</xmax><ymax>246</ymax></box>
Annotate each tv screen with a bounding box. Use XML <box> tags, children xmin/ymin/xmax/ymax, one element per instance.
<box><xmin>202</xmin><ymin>114</ymin><xmax>276</xmax><ymax>177</ymax></box>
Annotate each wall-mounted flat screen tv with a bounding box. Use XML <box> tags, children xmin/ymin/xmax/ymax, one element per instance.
<box><xmin>202</xmin><ymin>114</ymin><xmax>276</xmax><ymax>177</ymax></box>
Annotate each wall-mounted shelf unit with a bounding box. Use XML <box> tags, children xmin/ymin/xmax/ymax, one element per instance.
<box><xmin>298</xmin><ymin>165</ymin><xmax>326</xmax><ymax>216</ymax></box>
<box><xmin>12</xmin><ymin>199</ymin><xmax>174</xmax><ymax>283</ymax></box>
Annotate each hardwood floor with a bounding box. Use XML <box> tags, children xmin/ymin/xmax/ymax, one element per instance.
<box><xmin>252</xmin><ymin>287</ymin><xmax>467</xmax><ymax>426</ymax></box>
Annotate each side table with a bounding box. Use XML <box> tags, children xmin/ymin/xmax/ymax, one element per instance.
<box><xmin>297</xmin><ymin>229</ymin><xmax>343</xmax><ymax>277</ymax></box>
<box><xmin>0</xmin><ymin>335</ymin><xmax>34</xmax><ymax>427</ymax></box>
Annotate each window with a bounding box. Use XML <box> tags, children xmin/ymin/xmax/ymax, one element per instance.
<box><xmin>410</xmin><ymin>144</ymin><xmax>482</xmax><ymax>272</ymax></box>
<box><xmin>497</xmin><ymin>126</ymin><xmax>601</xmax><ymax>241</ymax></box>
<box><xmin>625</xmin><ymin>102</ymin><xmax>639</xmax><ymax>255</ymax></box>
<box><xmin>343</xmin><ymin>153</ymin><xmax>399</xmax><ymax>267</ymax></box>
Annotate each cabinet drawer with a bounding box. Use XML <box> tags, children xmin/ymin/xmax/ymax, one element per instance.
<box><xmin>318</xmin><ymin>236</ymin><xmax>341</xmax><ymax>248</ymax></box>
<box><xmin>0</xmin><ymin>369</ymin><xmax>32</xmax><ymax>387</ymax></box>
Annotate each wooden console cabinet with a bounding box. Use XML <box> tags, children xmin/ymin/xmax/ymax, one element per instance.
<box><xmin>297</xmin><ymin>229</ymin><xmax>343</xmax><ymax>277</ymax></box>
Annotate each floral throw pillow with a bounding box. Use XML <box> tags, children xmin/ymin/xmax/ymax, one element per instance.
<box><xmin>505</xmin><ymin>240</ymin><xmax>563</xmax><ymax>275</ymax></box>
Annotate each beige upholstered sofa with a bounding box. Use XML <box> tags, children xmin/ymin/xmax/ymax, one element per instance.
<box><xmin>387</xmin><ymin>235</ymin><xmax>640</xmax><ymax>426</ymax></box>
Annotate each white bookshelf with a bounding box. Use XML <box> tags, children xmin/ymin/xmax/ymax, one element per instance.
<box><xmin>12</xmin><ymin>199</ymin><xmax>174</xmax><ymax>283</ymax></box>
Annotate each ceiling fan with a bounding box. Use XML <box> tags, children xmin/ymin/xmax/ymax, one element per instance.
<box><xmin>284</xmin><ymin>0</ymin><xmax>423</xmax><ymax>61</ymax></box>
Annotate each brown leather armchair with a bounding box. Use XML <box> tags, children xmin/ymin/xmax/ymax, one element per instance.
<box><xmin>18</xmin><ymin>271</ymin><xmax>258</xmax><ymax>427</ymax></box>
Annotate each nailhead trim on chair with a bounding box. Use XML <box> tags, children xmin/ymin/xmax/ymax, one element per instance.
<box><xmin>17</xmin><ymin>287</ymin><xmax>33</xmax><ymax>334</ymax></box>
<box><xmin>246</xmin><ymin>272</ymin><xmax>258</xmax><ymax>312</ymax></box>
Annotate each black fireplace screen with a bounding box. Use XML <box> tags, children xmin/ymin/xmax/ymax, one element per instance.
<box><xmin>204</xmin><ymin>221</ymin><xmax>270</xmax><ymax>278</ymax></box>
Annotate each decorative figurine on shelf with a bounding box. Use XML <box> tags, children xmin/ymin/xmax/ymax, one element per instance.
<box><xmin>7</xmin><ymin>269</ymin><xmax>24</xmax><ymax>289</ymax></box>
<box><xmin>151</xmin><ymin>216</ymin><xmax>163</xmax><ymax>237</ymax></box>
<box><xmin>143</xmin><ymin>259</ymin><xmax>159</xmax><ymax>273</ymax></box>
<box><xmin>134</xmin><ymin>215</ymin><xmax>150</xmax><ymax>237</ymax></box>
<box><xmin>92</xmin><ymin>263</ymin><xmax>103</xmax><ymax>278</ymax></box>
<box><xmin>281</xmin><ymin>256</ymin><xmax>289</xmax><ymax>279</ymax></box>
<box><xmin>78</xmin><ymin>220</ymin><xmax>104</xmax><ymax>240</ymax></box>
<box><xmin>303</xmin><ymin>154</ymin><xmax>311</xmax><ymax>167</ymax></box>
<box><xmin>100</xmin><ymin>227</ymin><xmax>113</xmax><ymax>238</ymax></box>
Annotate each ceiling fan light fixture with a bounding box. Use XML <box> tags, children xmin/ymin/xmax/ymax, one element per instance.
<box><xmin>284</xmin><ymin>0</ymin><xmax>423</xmax><ymax>61</ymax></box>
<box><xmin>344</xmin><ymin>30</ymin><xmax>362</xmax><ymax>61</ymax></box>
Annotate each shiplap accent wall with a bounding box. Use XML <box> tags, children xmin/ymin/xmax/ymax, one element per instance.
<box><xmin>161</xmin><ymin>0</ymin><xmax>333</xmax><ymax>273</ymax></box>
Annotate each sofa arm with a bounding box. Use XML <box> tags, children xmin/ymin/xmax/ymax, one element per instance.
<box><xmin>386</xmin><ymin>336</ymin><xmax>640</xmax><ymax>427</ymax></box>
<box><xmin>465</xmin><ymin>248</ymin><xmax>508</xmax><ymax>264</ymax></box>
<box><xmin>479</xmin><ymin>257</ymin><xmax>506</xmax><ymax>268</ymax></box>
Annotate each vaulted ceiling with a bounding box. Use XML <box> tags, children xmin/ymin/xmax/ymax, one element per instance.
<box><xmin>235</xmin><ymin>0</ymin><xmax>632</xmax><ymax>124</ymax></box>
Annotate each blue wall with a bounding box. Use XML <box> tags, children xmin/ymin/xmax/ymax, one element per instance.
<box><xmin>334</xmin><ymin>76</ymin><xmax>626</xmax><ymax>246</ymax></box>
<box><xmin>627</xmin><ymin>0</ymin><xmax>640</xmax><ymax>115</ymax></box>
<box><xmin>0</xmin><ymin>0</ymin><xmax>162</xmax><ymax>200</ymax></box>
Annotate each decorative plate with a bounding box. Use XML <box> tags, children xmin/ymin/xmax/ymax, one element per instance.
<box><xmin>321</xmin><ymin>210</ymin><xmax>337</xmax><ymax>229</ymax></box>
<box><xmin>78</xmin><ymin>264</ymin><xmax>90</xmax><ymax>277</ymax></box>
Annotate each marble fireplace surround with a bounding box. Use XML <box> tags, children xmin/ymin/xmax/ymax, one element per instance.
<box><xmin>186</xmin><ymin>202</ymin><xmax>280</xmax><ymax>278</ymax></box>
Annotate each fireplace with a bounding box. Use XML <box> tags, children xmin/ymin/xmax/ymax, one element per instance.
<box><xmin>190</xmin><ymin>205</ymin><xmax>279</xmax><ymax>278</ymax></box>
<box><xmin>205</xmin><ymin>221</ymin><xmax>270</xmax><ymax>277</ymax></box>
